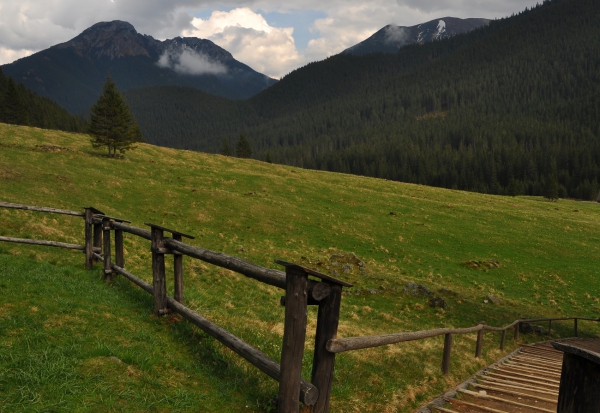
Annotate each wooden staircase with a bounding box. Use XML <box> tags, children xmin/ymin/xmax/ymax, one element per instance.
<box><xmin>427</xmin><ymin>340</ymin><xmax>590</xmax><ymax>413</ymax></box>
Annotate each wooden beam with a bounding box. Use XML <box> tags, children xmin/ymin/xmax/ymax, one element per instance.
<box><xmin>442</xmin><ymin>333</ymin><xmax>453</xmax><ymax>375</ymax></box>
<box><xmin>470</xmin><ymin>383</ymin><xmax>557</xmax><ymax>403</ymax></box>
<box><xmin>151</xmin><ymin>226</ymin><xmax>167</xmax><ymax>316</ymax></box>
<box><xmin>102</xmin><ymin>217</ymin><xmax>112</xmax><ymax>281</ymax></box>
<box><xmin>327</xmin><ymin>324</ymin><xmax>484</xmax><ymax>353</ymax></box>
<box><xmin>458</xmin><ymin>388</ymin><xmax>554</xmax><ymax>412</ymax></box>
<box><xmin>0</xmin><ymin>236</ymin><xmax>85</xmax><ymax>250</ymax></box>
<box><xmin>173</xmin><ymin>234</ymin><xmax>184</xmax><ymax>304</ymax></box>
<box><xmin>84</xmin><ymin>208</ymin><xmax>94</xmax><ymax>269</ymax></box>
<box><xmin>0</xmin><ymin>201</ymin><xmax>84</xmax><ymax>216</ymax></box>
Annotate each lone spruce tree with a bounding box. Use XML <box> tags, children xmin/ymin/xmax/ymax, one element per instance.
<box><xmin>236</xmin><ymin>133</ymin><xmax>252</xmax><ymax>158</ymax></box>
<box><xmin>1</xmin><ymin>77</ymin><xmax>28</xmax><ymax>126</ymax></box>
<box><xmin>89</xmin><ymin>76</ymin><xmax>142</xmax><ymax>157</ymax></box>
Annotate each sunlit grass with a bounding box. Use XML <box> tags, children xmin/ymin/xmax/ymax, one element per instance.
<box><xmin>1</xmin><ymin>122</ymin><xmax>599</xmax><ymax>412</ymax></box>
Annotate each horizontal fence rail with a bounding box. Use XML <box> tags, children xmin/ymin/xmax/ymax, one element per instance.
<box><xmin>1</xmin><ymin>201</ymin><xmax>598</xmax><ymax>412</ymax></box>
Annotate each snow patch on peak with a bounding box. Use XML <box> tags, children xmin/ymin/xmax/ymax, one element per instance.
<box><xmin>435</xmin><ymin>20</ymin><xmax>447</xmax><ymax>40</ymax></box>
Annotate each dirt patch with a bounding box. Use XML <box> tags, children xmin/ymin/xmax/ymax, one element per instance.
<box><xmin>461</xmin><ymin>260</ymin><xmax>500</xmax><ymax>270</ymax></box>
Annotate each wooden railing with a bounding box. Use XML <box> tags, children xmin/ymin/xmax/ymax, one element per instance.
<box><xmin>1</xmin><ymin>201</ymin><xmax>598</xmax><ymax>412</ymax></box>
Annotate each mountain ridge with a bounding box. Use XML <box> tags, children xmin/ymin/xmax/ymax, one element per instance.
<box><xmin>2</xmin><ymin>20</ymin><xmax>276</xmax><ymax>113</ymax></box>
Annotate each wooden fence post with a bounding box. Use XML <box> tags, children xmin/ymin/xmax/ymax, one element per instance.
<box><xmin>93</xmin><ymin>221</ymin><xmax>103</xmax><ymax>263</ymax></box>
<box><xmin>442</xmin><ymin>333</ymin><xmax>453</xmax><ymax>375</ymax></box>
<box><xmin>514</xmin><ymin>322</ymin><xmax>520</xmax><ymax>341</ymax></box>
<box><xmin>475</xmin><ymin>324</ymin><xmax>484</xmax><ymax>358</ymax></box>
<box><xmin>311</xmin><ymin>283</ymin><xmax>342</xmax><ymax>413</ymax></box>
<box><xmin>548</xmin><ymin>320</ymin><xmax>552</xmax><ymax>336</ymax></box>
<box><xmin>173</xmin><ymin>234</ymin><xmax>184</xmax><ymax>304</ymax></box>
<box><xmin>500</xmin><ymin>329</ymin><xmax>506</xmax><ymax>351</ymax></box>
<box><xmin>574</xmin><ymin>318</ymin><xmax>578</xmax><ymax>337</ymax></box>
<box><xmin>102</xmin><ymin>217</ymin><xmax>112</xmax><ymax>281</ymax></box>
<box><xmin>84</xmin><ymin>208</ymin><xmax>94</xmax><ymax>269</ymax></box>
<box><xmin>150</xmin><ymin>226</ymin><xmax>167</xmax><ymax>316</ymax></box>
<box><xmin>115</xmin><ymin>228</ymin><xmax>124</xmax><ymax>268</ymax></box>
<box><xmin>278</xmin><ymin>266</ymin><xmax>309</xmax><ymax>413</ymax></box>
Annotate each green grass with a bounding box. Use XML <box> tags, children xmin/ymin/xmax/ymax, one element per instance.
<box><xmin>1</xmin><ymin>122</ymin><xmax>599</xmax><ymax>412</ymax></box>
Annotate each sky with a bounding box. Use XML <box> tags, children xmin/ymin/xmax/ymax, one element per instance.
<box><xmin>0</xmin><ymin>0</ymin><xmax>541</xmax><ymax>79</ymax></box>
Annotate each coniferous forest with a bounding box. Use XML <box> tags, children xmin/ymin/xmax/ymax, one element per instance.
<box><xmin>125</xmin><ymin>0</ymin><xmax>600</xmax><ymax>200</ymax></box>
<box><xmin>0</xmin><ymin>68</ymin><xmax>87</xmax><ymax>132</ymax></box>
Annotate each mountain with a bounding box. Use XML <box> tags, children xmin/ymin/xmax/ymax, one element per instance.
<box><xmin>1</xmin><ymin>21</ymin><xmax>277</xmax><ymax>114</ymax></box>
<box><xmin>123</xmin><ymin>0</ymin><xmax>600</xmax><ymax>200</ymax></box>
<box><xmin>342</xmin><ymin>17</ymin><xmax>490</xmax><ymax>55</ymax></box>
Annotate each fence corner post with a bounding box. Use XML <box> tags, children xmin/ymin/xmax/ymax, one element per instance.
<box><xmin>475</xmin><ymin>323</ymin><xmax>485</xmax><ymax>358</ymax></box>
<box><xmin>115</xmin><ymin>228</ymin><xmax>124</xmax><ymax>269</ymax></box>
<box><xmin>311</xmin><ymin>282</ymin><xmax>342</xmax><ymax>412</ymax></box>
<box><xmin>500</xmin><ymin>329</ymin><xmax>506</xmax><ymax>351</ymax></box>
<box><xmin>278</xmin><ymin>266</ymin><xmax>309</xmax><ymax>413</ymax></box>
<box><xmin>514</xmin><ymin>322</ymin><xmax>520</xmax><ymax>341</ymax></box>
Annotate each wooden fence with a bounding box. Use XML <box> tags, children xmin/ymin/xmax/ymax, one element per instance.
<box><xmin>1</xmin><ymin>201</ymin><xmax>598</xmax><ymax>412</ymax></box>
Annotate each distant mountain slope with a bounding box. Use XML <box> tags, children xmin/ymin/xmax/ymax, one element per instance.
<box><xmin>343</xmin><ymin>17</ymin><xmax>490</xmax><ymax>55</ymax></box>
<box><xmin>124</xmin><ymin>0</ymin><xmax>600</xmax><ymax>200</ymax></box>
<box><xmin>0</xmin><ymin>68</ymin><xmax>87</xmax><ymax>132</ymax></box>
<box><xmin>1</xmin><ymin>21</ymin><xmax>276</xmax><ymax>114</ymax></box>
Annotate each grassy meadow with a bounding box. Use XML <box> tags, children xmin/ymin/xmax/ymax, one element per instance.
<box><xmin>1</xmin><ymin>122</ymin><xmax>599</xmax><ymax>412</ymax></box>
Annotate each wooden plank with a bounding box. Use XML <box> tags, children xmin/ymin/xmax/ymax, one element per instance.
<box><xmin>458</xmin><ymin>388</ymin><xmax>554</xmax><ymax>412</ymax></box>
<box><xmin>278</xmin><ymin>267</ymin><xmax>309</xmax><ymax>412</ymax></box>
<box><xmin>173</xmin><ymin>234</ymin><xmax>184</xmax><ymax>304</ymax></box>
<box><xmin>512</xmin><ymin>354</ymin><xmax>563</xmax><ymax>366</ymax></box>
<box><xmin>431</xmin><ymin>407</ymin><xmax>459</xmax><ymax>413</ymax></box>
<box><xmin>489</xmin><ymin>367</ymin><xmax>561</xmax><ymax>384</ymax></box>
<box><xmin>275</xmin><ymin>260</ymin><xmax>353</xmax><ymax>287</ymax></box>
<box><xmin>471</xmin><ymin>383</ymin><xmax>557</xmax><ymax>403</ymax></box>
<box><xmin>327</xmin><ymin>324</ymin><xmax>484</xmax><ymax>353</ymax></box>
<box><xmin>442</xmin><ymin>333</ymin><xmax>452</xmax><ymax>375</ymax></box>
<box><xmin>497</xmin><ymin>364</ymin><xmax>561</xmax><ymax>378</ymax></box>
<box><xmin>109</xmin><ymin>262</ymin><xmax>318</xmax><ymax>406</ymax></box>
<box><xmin>506</xmin><ymin>358</ymin><xmax>563</xmax><ymax>371</ymax></box>
<box><xmin>445</xmin><ymin>397</ymin><xmax>509</xmax><ymax>413</ymax></box>
<box><xmin>478</xmin><ymin>376</ymin><xmax>559</xmax><ymax>396</ymax></box>
<box><xmin>484</xmin><ymin>372</ymin><xmax>559</xmax><ymax>388</ymax></box>
<box><xmin>0</xmin><ymin>236</ymin><xmax>85</xmax><ymax>250</ymax></box>
<box><xmin>311</xmin><ymin>283</ymin><xmax>342</xmax><ymax>413</ymax></box>
<box><xmin>151</xmin><ymin>227</ymin><xmax>167</xmax><ymax>316</ymax></box>
<box><xmin>0</xmin><ymin>201</ymin><xmax>84</xmax><ymax>216</ymax></box>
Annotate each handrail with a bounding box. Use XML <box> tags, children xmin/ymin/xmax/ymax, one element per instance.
<box><xmin>0</xmin><ymin>201</ymin><xmax>84</xmax><ymax>217</ymax></box>
<box><xmin>327</xmin><ymin>317</ymin><xmax>600</xmax><ymax>354</ymax></box>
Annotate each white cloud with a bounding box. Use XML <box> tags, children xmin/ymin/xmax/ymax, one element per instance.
<box><xmin>384</xmin><ymin>25</ymin><xmax>409</xmax><ymax>44</ymax></box>
<box><xmin>0</xmin><ymin>47</ymin><xmax>35</xmax><ymax>65</ymax></box>
<box><xmin>184</xmin><ymin>8</ymin><xmax>301</xmax><ymax>78</ymax></box>
<box><xmin>157</xmin><ymin>48</ymin><xmax>227</xmax><ymax>75</ymax></box>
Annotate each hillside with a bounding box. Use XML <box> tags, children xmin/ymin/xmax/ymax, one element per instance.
<box><xmin>125</xmin><ymin>0</ymin><xmax>600</xmax><ymax>200</ymax></box>
<box><xmin>1</xmin><ymin>123</ymin><xmax>599</xmax><ymax>411</ymax></box>
<box><xmin>1</xmin><ymin>21</ymin><xmax>277</xmax><ymax>114</ymax></box>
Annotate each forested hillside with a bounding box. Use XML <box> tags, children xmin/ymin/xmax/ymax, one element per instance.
<box><xmin>0</xmin><ymin>68</ymin><xmax>87</xmax><ymax>132</ymax></box>
<box><xmin>126</xmin><ymin>0</ymin><xmax>600</xmax><ymax>199</ymax></box>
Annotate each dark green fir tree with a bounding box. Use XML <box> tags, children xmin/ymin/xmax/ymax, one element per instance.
<box><xmin>221</xmin><ymin>139</ymin><xmax>232</xmax><ymax>156</ymax></box>
<box><xmin>265</xmin><ymin>152</ymin><xmax>272</xmax><ymax>163</ymax></box>
<box><xmin>236</xmin><ymin>133</ymin><xmax>252</xmax><ymax>158</ymax></box>
<box><xmin>89</xmin><ymin>76</ymin><xmax>143</xmax><ymax>157</ymax></box>
<box><xmin>1</xmin><ymin>77</ymin><xmax>28</xmax><ymax>126</ymax></box>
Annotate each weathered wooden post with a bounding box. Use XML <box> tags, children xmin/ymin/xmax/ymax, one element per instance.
<box><xmin>574</xmin><ymin>318</ymin><xmax>578</xmax><ymax>337</ymax></box>
<box><xmin>500</xmin><ymin>329</ymin><xmax>506</xmax><ymax>351</ymax></box>
<box><xmin>475</xmin><ymin>324</ymin><xmax>485</xmax><ymax>358</ymax></box>
<box><xmin>84</xmin><ymin>208</ymin><xmax>94</xmax><ymax>269</ymax></box>
<box><xmin>149</xmin><ymin>224</ymin><xmax>167</xmax><ymax>316</ymax></box>
<box><xmin>146</xmin><ymin>223</ymin><xmax>194</xmax><ymax>315</ymax></box>
<box><xmin>548</xmin><ymin>320</ymin><xmax>552</xmax><ymax>336</ymax></box>
<box><xmin>276</xmin><ymin>260</ymin><xmax>352</xmax><ymax>413</ymax></box>
<box><xmin>84</xmin><ymin>207</ymin><xmax>104</xmax><ymax>267</ymax></box>
<box><xmin>102</xmin><ymin>216</ymin><xmax>112</xmax><ymax>281</ymax></box>
<box><xmin>173</xmin><ymin>234</ymin><xmax>184</xmax><ymax>304</ymax></box>
<box><xmin>278</xmin><ymin>264</ymin><xmax>309</xmax><ymax>413</ymax></box>
<box><xmin>514</xmin><ymin>322</ymin><xmax>520</xmax><ymax>341</ymax></box>
<box><xmin>442</xmin><ymin>333</ymin><xmax>453</xmax><ymax>375</ymax></box>
<box><xmin>115</xmin><ymin>228</ymin><xmax>124</xmax><ymax>268</ymax></box>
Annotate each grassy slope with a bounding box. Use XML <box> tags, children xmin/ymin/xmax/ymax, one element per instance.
<box><xmin>1</xmin><ymin>123</ymin><xmax>599</xmax><ymax>412</ymax></box>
